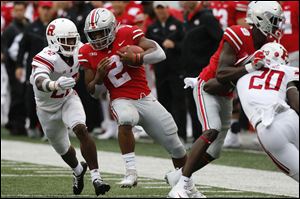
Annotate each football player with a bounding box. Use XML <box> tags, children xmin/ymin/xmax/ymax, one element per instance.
<box><xmin>167</xmin><ymin>1</ymin><xmax>285</xmax><ymax>197</ymax></box>
<box><xmin>236</xmin><ymin>42</ymin><xmax>299</xmax><ymax>181</ymax></box>
<box><xmin>30</xmin><ymin>18</ymin><xmax>110</xmax><ymax>196</ymax></box>
<box><xmin>78</xmin><ymin>8</ymin><xmax>197</xmax><ymax>195</ymax></box>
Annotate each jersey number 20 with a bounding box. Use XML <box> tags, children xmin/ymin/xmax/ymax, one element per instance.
<box><xmin>249</xmin><ymin>68</ymin><xmax>285</xmax><ymax>91</ymax></box>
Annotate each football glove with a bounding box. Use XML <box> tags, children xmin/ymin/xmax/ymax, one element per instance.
<box><xmin>56</xmin><ymin>76</ymin><xmax>76</xmax><ymax>90</ymax></box>
<box><xmin>184</xmin><ymin>77</ymin><xmax>198</xmax><ymax>89</ymax></box>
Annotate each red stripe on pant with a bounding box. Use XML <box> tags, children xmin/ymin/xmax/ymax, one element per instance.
<box><xmin>197</xmin><ymin>79</ymin><xmax>209</xmax><ymax>131</ymax></box>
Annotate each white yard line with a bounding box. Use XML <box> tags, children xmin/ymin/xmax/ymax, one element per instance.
<box><xmin>1</xmin><ymin>140</ymin><xmax>298</xmax><ymax>197</ymax></box>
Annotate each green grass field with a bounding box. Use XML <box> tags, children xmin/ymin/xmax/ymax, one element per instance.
<box><xmin>2</xmin><ymin>127</ymin><xmax>294</xmax><ymax>198</ymax></box>
<box><xmin>1</xmin><ymin>160</ymin><xmax>289</xmax><ymax>198</ymax></box>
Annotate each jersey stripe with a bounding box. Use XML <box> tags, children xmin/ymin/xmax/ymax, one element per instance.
<box><xmin>133</xmin><ymin>32</ymin><xmax>144</xmax><ymax>40</ymax></box>
<box><xmin>224</xmin><ymin>32</ymin><xmax>241</xmax><ymax>51</ymax></box>
<box><xmin>227</xmin><ymin>27</ymin><xmax>243</xmax><ymax>45</ymax></box>
<box><xmin>33</xmin><ymin>56</ymin><xmax>54</xmax><ymax>72</ymax></box>
<box><xmin>133</xmin><ymin>29</ymin><xmax>142</xmax><ymax>33</ymax></box>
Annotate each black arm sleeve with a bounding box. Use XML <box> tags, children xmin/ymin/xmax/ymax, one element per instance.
<box><xmin>16</xmin><ymin>27</ymin><xmax>30</xmax><ymax>68</ymax></box>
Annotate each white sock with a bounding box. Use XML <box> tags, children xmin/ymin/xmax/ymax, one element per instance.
<box><xmin>90</xmin><ymin>169</ymin><xmax>101</xmax><ymax>182</ymax></box>
<box><xmin>73</xmin><ymin>162</ymin><xmax>83</xmax><ymax>176</ymax></box>
<box><xmin>177</xmin><ymin>175</ymin><xmax>191</xmax><ymax>189</ymax></box>
<box><xmin>122</xmin><ymin>152</ymin><xmax>136</xmax><ymax>171</ymax></box>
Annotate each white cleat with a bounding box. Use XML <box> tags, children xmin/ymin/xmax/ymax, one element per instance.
<box><xmin>223</xmin><ymin>129</ymin><xmax>241</xmax><ymax>148</ymax></box>
<box><xmin>168</xmin><ymin>184</ymin><xmax>190</xmax><ymax>198</ymax></box>
<box><xmin>188</xmin><ymin>185</ymin><xmax>206</xmax><ymax>198</ymax></box>
<box><xmin>119</xmin><ymin>169</ymin><xmax>138</xmax><ymax>188</ymax></box>
<box><xmin>165</xmin><ymin>168</ymin><xmax>182</xmax><ymax>187</ymax></box>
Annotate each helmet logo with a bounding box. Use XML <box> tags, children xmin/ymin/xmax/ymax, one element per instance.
<box><xmin>274</xmin><ymin>52</ymin><xmax>279</xmax><ymax>57</ymax></box>
<box><xmin>47</xmin><ymin>24</ymin><xmax>56</xmax><ymax>36</ymax></box>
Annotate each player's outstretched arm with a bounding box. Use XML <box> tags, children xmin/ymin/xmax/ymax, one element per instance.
<box><xmin>287</xmin><ymin>81</ymin><xmax>299</xmax><ymax>114</ymax></box>
<box><xmin>35</xmin><ymin>76</ymin><xmax>75</xmax><ymax>92</ymax></box>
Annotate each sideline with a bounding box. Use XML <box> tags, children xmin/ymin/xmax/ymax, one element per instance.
<box><xmin>1</xmin><ymin>140</ymin><xmax>298</xmax><ymax>197</ymax></box>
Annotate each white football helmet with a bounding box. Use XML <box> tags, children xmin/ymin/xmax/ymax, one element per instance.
<box><xmin>261</xmin><ymin>42</ymin><xmax>289</xmax><ymax>65</ymax></box>
<box><xmin>46</xmin><ymin>18</ymin><xmax>80</xmax><ymax>57</ymax></box>
<box><xmin>246</xmin><ymin>1</ymin><xmax>285</xmax><ymax>39</ymax></box>
<box><xmin>84</xmin><ymin>8</ymin><xmax>117</xmax><ymax>50</ymax></box>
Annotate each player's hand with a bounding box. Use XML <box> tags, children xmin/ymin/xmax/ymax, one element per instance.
<box><xmin>15</xmin><ymin>67</ymin><xmax>25</xmax><ymax>82</ymax></box>
<box><xmin>56</xmin><ymin>76</ymin><xmax>76</xmax><ymax>90</ymax></box>
<box><xmin>116</xmin><ymin>46</ymin><xmax>142</xmax><ymax>67</ymax></box>
<box><xmin>94</xmin><ymin>57</ymin><xmax>111</xmax><ymax>83</ymax></box>
<box><xmin>162</xmin><ymin>39</ymin><xmax>175</xmax><ymax>49</ymax></box>
<box><xmin>184</xmin><ymin>77</ymin><xmax>198</xmax><ymax>89</ymax></box>
<box><xmin>245</xmin><ymin>50</ymin><xmax>265</xmax><ymax>73</ymax></box>
<box><xmin>252</xmin><ymin>50</ymin><xmax>265</xmax><ymax>70</ymax></box>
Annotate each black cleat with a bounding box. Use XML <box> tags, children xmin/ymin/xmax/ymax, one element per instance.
<box><xmin>93</xmin><ymin>179</ymin><xmax>111</xmax><ymax>196</ymax></box>
<box><xmin>73</xmin><ymin>162</ymin><xmax>88</xmax><ymax>195</ymax></box>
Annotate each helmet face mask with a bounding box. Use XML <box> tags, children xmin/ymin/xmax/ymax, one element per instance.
<box><xmin>46</xmin><ymin>18</ymin><xmax>80</xmax><ymax>57</ymax></box>
<box><xmin>84</xmin><ymin>8</ymin><xmax>117</xmax><ymax>50</ymax></box>
<box><xmin>246</xmin><ymin>1</ymin><xmax>285</xmax><ymax>40</ymax></box>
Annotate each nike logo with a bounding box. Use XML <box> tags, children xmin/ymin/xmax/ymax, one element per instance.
<box><xmin>118</xmin><ymin>40</ymin><xmax>125</xmax><ymax>46</ymax></box>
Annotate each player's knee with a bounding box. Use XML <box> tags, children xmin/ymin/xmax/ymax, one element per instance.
<box><xmin>170</xmin><ymin>145</ymin><xmax>186</xmax><ymax>159</ymax></box>
<box><xmin>54</xmin><ymin>143</ymin><xmax>70</xmax><ymax>155</ymax></box>
<box><xmin>73</xmin><ymin>123</ymin><xmax>88</xmax><ymax>140</ymax></box>
<box><xmin>200</xmin><ymin>129</ymin><xmax>219</xmax><ymax>143</ymax></box>
<box><xmin>117</xmin><ymin>112</ymin><xmax>139</xmax><ymax>126</ymax></box>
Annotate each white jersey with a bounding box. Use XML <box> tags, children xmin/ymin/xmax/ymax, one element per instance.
<box><xmin>30</xmin><ymin>45</ymin><xmax>82</xmax><ymax>112</ymax></box>
<box><xmin>236</xmin><ymin>64</ymin><xmax>299</xmax><ymax>127</ymax></box>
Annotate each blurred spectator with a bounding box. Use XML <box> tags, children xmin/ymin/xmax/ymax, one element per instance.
<box><xmin>1</xmin><ymin>1</ymin><xmax>14</xmax><ymax>31</ymax></box>
<box><xmin>2</xmin><ymin>1</ymin><xmax>29</xmax><ymax>135</ymax></box>
<box><xmin>180</xmin><ymin>1</ymin><xmax>223</xmax><ymax>142</ymax></box>
<box><xmin>146</xmin><ymin>1</ymin><xmax>187</xmax><ymax>142</ymax></box>
<box><xmin>280</xmin><ymin>1</ymin><xmax>299</xmax><ymax>67</ymax></box>
<box><xmin>110</xmin><ymin>1</ymin><xmax>144</xmax><ymax>28</ymax></box>
<box><xmin>16</xmin><ymin>1</ymin><xmax>55</xmax><ymax>138</ymax></box>
<box><xmin>208</xmin><ymin>1</ymin><xmax>249</xmax><ymax>30</ymax></box>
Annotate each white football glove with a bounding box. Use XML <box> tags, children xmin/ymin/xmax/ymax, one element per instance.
<box><xmin>56</xmin><ymin>76</ymin><xmax>76</xmax><ymax>90</ymax></box>
<box><xmin>184</xmin><ymin>77</ymin><xmax>198</xmax><ymax>89</ymax></box>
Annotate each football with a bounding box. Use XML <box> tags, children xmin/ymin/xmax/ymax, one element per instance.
<box><xmin>119</xmin><ymin>45</ymin><xmax>144</xmax><ymax>54</ymax></box>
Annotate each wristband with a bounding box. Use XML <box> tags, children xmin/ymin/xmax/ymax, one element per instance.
<box><xmin>245</xmin><ymin>63</ymin><xmax>255</xmax><ymax>73</ymax></box>
<box><xmin>49</xmin><ymin>81</ymin><xmax>58</xmax><ymax>91</ymax></box>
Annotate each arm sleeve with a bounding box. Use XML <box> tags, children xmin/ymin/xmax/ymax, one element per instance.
<box><xmin>223</xmin><ymin>26</ymin><xmax>243</xmax><ymax>53</ymax></box>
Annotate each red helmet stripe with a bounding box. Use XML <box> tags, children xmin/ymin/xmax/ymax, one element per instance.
<box><xmin>90</xmin><ymin>9</ymin><xmax>97</xmax><ymax>29</ymax></box>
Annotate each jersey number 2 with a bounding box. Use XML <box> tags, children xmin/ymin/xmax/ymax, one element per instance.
<box><xmin>107</xmin><ymin>55</ymin><xmax>131</xmax><ymax>88</ymax></box>
<box><xmin>249</xmin><ymin>68</ymin><xmax>285</xmax><ymax>91</ymax></box>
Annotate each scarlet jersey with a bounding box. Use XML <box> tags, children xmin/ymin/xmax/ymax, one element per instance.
<box><xmin>200</xmin><ymin>25</ymin><xmax>255</xmax><ymax>84</ymax></box>
<box><xmin>209</xmin><ymin>1</ymin><xmax>248</xmax><ymax>30</ymax></box>
<box><xmin>30</xmin><ymin>46</ymin><xmax>81</xmax><ymax>112</ymax></box>
<box><xmin>236</xmin><ymin>64</ymin><xmax>299</xmax><ymax>127</ymax></box>
<box><xmin>79</xmin><ymin>25</ymin><xmax>151</xmax><ymax>101</ymax></box>
<box><xmin>280</xmin><ymin>1</ymin><xmax>299</xmax><ymax>53</ymax></box>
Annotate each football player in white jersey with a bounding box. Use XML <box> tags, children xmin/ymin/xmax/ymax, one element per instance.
<box><xmin>30</xmin><ymin>18</ymin><xmax>110</xmax><ymax>196</ymax></box>
<box><xmin>236</xmin><ymin>42</ymin><xmax>299</xmax><ymax>182</ymax></box>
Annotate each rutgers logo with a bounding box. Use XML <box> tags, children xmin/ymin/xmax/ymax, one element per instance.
<box><xmin>47</xmin><ymin>24</ymin><xmax>56</xmax><ymax>36</ymax></box>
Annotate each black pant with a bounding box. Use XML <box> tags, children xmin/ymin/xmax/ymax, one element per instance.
<box><xmin>155</xmin><ymin>74</ymin><xmax>187</xmax><ymax>141</ymax></box>
<box><xmin>185</xmin><ymin>89</ymin><xmax>203</xmax><ymax>142</ymax></box>
<box><xmin>6</xmin><ymin>75</ymin><xmax>27</xmax><ymax>135</ymax></box>
<box><xmin>25</xmin><ymin>82</ymin><xmax>39</xmax><ymax>130</ymax></box>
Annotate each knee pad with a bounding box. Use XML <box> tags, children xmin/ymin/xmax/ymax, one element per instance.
<box><xmin>170</xmin><ymin>144</ymin><xmax>186</xmax><ymax>159</ymax></box>
<box><xmin>112</xmin><ymin>103</ymin><xmax>139</xmax><ymax>126</ymax></box>
<box><xmin>163</xmin><ymin>134</ymin><xmax>186</xmax><ymax>159</ymax></box>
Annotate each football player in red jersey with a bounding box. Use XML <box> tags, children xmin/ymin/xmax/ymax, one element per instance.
<box><xmin>79</xmin><ymin>8</ymin><xmax>194</xmax><ymax>193</ymax></box>
<box><xmin>209</xmin><ymin>1</ymin><xmax>248</xmax><ymax>30</ymax></box>
<box><xmin>280</xmin><ymin>1</ymin><xmax>299</xmax><ymax>67</ymax></box>
<box><xmin>167</xmin><ymin>1</ymin><xmax>285</xmax><ymax>197</ymax></box>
